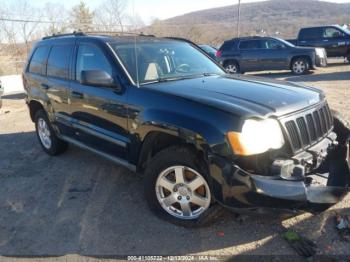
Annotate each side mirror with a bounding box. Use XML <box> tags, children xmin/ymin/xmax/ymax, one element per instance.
<box><xmin>80</xmin><ymin>70</ymin><xmax>121</xmax><ymax>90</ymax></box>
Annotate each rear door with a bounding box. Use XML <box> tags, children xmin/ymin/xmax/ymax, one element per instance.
<box><xmin>237</xmin><ymin>40</ymin><xmax>262</xmax><ymax>71</ymax></box>
<box><xmin>26</xmin><ymin>45</ymin><xmax>50</xmax><ymax>103</ymax></box>
<box><xmin>258</xmin><ymin>38</ymin><xmax>290</xmax><ymax>70</ymax></box>
<box><xmin>46</xmin><ymin>43</ymin><xmax>74</xmax><ymax>136</ymax></box>
<box><xmin>69</xmin><ymin>42</ymin><xmax>129</xmax><ymax>161</ymax></box>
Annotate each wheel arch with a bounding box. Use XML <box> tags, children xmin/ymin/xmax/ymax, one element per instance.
<box><xmin>223</xmin><ymin>59</ymin><xmax>240</xmax><ymax>68</ymax></box>
<box><xmin>28</xmin><ymin>99</ymin><xmax>45</xmax><ymax>122</ymax></box>
<box><xmin>290</xmin><ymin>55</ymin><xmax>312</xmax><ymax>69</ymax></box>
<box><xmin>136</xmin><ymin>126</ymin><xmax>214</xmax><ymax>174</ymax></box>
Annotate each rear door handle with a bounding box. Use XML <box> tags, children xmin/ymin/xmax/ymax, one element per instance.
<box><xmin>71</xmin><ymin>91</ymin><xmax>84</xmax><ymax>99</ymax></box>
<box><xmin>41</xmin><ymin>83</ymin><xmax>50</xmax><ymax>90</ymax></box>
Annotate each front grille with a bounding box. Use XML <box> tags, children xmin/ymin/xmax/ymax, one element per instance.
<box><xmin>283</xmin><ymin>103</ymin><xmax>333</xmax><ymax>152</ymax></box>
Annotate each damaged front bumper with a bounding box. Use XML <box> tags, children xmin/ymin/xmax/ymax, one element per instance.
<box><xmin>209</xmin><ymin>142</ymin><xmax>349</xmax><ymax>214</ymax></box>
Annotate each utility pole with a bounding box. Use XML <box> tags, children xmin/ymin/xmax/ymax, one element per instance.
<box><xmin>236</xmin><ymin>0</ymin><xmax>241</xmax><ymax>37</ymax></box>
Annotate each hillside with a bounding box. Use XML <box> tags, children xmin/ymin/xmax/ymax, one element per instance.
<box><xmin>145</xmin><ymin>0</ymin><xmax>350</xmax><ymax>46</ymax></box>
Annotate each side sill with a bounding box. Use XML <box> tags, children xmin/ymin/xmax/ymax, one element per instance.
<box><xmin>60</xmin><ymin>135</ymin><xmax>136</xmax><ymax>172</ymax></box>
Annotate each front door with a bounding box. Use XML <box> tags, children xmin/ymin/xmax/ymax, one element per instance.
<box><xmin>258</xmin><ymin>38</ymin><xmax>289</xmax><ymax>70</ymax></box>
<box><xmin>69</xmin><ymin>42</ymin><xmax>129</xmax><ymax>161</ymax></box>
<box><xmin>322</xmin><ymin>27</ymin><xmax>349</xmax><ymax>57</ymax></box>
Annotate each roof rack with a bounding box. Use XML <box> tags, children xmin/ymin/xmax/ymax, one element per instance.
<box><xmin>84</xmin><ymin>31</ymin><xmax>155</xmax><ymax>37</ymax></box>
<box><xmin>42</xmin><ymin>31</ymin><xmax>85</xmax><ymax>40</ymax></box>
<box><xmin>42</xmin><ymin>31</ymin><xmax>155</xmax><ymax>40</ymax></box>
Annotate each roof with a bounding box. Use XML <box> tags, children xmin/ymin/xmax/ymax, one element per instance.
<box><xmin>227</xmin><ymin>36</ymin><xmax>277</xmax><ymax>41</ymax></box>
<box><xmin>40</xmin><ymin>32</ymin><xmax>187</xmax><ymax>45</ymax></box>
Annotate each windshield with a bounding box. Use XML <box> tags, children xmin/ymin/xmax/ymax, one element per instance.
<box><xmin>199</xmin><ymin>45</ymin><xmax>217</xmax><ymax>53</ymax></box>
<box><xmin>336</xmin><ymin>25</ymin><xmax>350</xmax><ymax>35</ymax></box>
<box><xmin>111</xmin><ymin>41</ymin><xmax>225</xmax><ymax>85</ymax></box>
<box><xmin>276</xmin><ymin>38</ymin><xmax>295</xmax><ymax>47</ymax></box>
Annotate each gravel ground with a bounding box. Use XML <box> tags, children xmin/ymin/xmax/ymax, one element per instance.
<box><xmin>0</xmin><ymin>59</ymin><xmax>349</xmax><ymax>261</ymax></box>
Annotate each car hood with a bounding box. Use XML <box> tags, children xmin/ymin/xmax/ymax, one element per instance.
<box><xmin>144</xmin><ymin>74</ymin><xmax>325</xmax><ymax>118</ymax></box>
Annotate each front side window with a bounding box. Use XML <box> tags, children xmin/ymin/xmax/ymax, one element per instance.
<box><xmin>111</xmin><ymin>41</ymin><xmax>224</xmax><ymax>85</ymax></box>
<box><xmin>324</xmin><ymin>27</ymin><xmax>344</xmax><ymax>38</ymax></box>
<box><xmin>239</xmin><ymin>40</ymin><xmax>260</xmax><ymax>50</ymax></box>
<box><xmin>47</xmin><ymin>45</ymin><xmax>73</xmax><ymax>79</ymax></box>
<box><xmin>28</xmin><ymin>46</ymin><xmax>49</xmax><ymax>75</ymax></box>
<box><xmin>261</xmin><ymin>39</ymin><xmax>286</xmax><ymax>49</ymax></box>
<box><xmin>76</xmin><ymin>44</ymin><xmax>112</xmax><ymax>81</ymax></box>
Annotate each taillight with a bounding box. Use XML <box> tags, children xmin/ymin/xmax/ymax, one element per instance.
<box><xmin>22</xmin><ymin>73</ymin><xmax>28</xmax><ymax>92</ymax></box>
<box><xmin>216</xmin><ymin>50</ymin><xmax>222</xmax><ymax>57</ymax></box>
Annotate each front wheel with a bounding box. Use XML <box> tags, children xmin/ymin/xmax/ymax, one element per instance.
<box><xmin>291</xmin><ymin>58</ymin><xmax>309</xmax><ymax>75</ymax></box>
<box><xmin>144</xmin><ymin>146</ymin><xmax>225</xmax><ymax>227</ymax></box>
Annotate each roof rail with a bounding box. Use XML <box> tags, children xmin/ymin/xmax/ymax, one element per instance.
<box><xmin>163</xmin><ymin>36</ymin><xmax>198</xmax><ymax>46</ymax></box>
<box><xmin>84</xmin><ymin>31</ymin><xmax>155</xmax><ymax>37</ymax></box>
<box><xmin>42</xmin><ymin>31</ymin><xmax>85</xmax><ymax>40</ymax></box>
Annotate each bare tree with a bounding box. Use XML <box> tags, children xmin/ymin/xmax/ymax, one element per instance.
<box><xmin>95</xmin><ymin>0</ymin><xmax>127</xmax><ymax>32</ymax></box>
<box><xmin>70</xmin><ymin>1</ymin><xmax>94</xmax><ymax>31</ymax></box>
<box><xmin>43</xmin><ymin>3</ymin><xmax>69</xmax><ymax>35</ymax></box>
<box><xmin>1</xmin><ymin>0</ymin><xmax>41</xmax><ymax>55</ymax></box>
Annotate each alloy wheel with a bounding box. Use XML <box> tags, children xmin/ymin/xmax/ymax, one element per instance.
<box><xmin>155</xmin><ymin>165</ymin><xmax>211</xmax><ymax>220</ymax></box>
<box><xmin>37</xmin><ymin>118</ymin><xmax>52</xmax><ymax>149</ymax></box>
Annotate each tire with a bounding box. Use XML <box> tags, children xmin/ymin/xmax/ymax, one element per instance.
<box><xmin>224</xmin><ymin>61</ymin><xmax>240</xmax><ymax>74</ymax></box>
<box><xmin>331</xmin><ymin>109</ymin><xmax>350</xmax><ymax>145</ymax></box>
<box><xmin>144</xmin><ymin>146</ymin><xmax>225</xmax><ymax>227</ymax></box>
<box><xmin>34</xmin><ymin>110</ymin><xmax>68</xmax><ymax>156</ymax></box>
<box><xmin>291</xmin><ymin>58</ymin><xmax>309</xmax><ymax>75</ymax></box>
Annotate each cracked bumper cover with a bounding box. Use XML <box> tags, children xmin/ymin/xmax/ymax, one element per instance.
<box><xmin>209</xmin><ymin>155</ymin><xmax>349</xmax><ymax>213</ymax></box>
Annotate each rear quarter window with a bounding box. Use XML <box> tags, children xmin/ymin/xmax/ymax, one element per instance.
<box><xmin>299</xmin><ymin>28</ymin><xmax>322</xmax><ymax>40</ymax></box>
<box><xmin>28</xmin><ymin>46</ymin><xmax>50</xmax><ymax>75</ymax></box>
<box><xmin>47</xmin><ymin>45</ymin><xmax>73</xmax><ymax>79</ymax></box>
<box><xmin>220</xmin><ymin>41</ymin><xmax>234</xmax><ymax>51</ymax></box>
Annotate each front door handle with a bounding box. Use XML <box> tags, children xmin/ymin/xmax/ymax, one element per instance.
<box><xmin>71</xmin><ymin>91</ymin><xmax>84</xmax><ymax>99</ymax></box>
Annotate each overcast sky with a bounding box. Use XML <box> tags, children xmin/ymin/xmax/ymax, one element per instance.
<box><xmin>11</xmin><ymin>0</ymin><xmax>350</xmax><ymax>23</ymax></box>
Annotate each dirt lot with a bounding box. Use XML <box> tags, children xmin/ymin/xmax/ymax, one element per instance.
<box><xmin>0</xmin><ymin>59</ymin><xmax>349</xmax><ymax>260</ymax></box>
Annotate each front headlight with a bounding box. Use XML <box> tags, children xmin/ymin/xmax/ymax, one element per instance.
<box><xmin>227</xmin><ymin>118</ymin><xmax>285</xmax><ymax>156</ymax></box>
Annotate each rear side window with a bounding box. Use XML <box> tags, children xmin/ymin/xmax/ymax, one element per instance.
<box><xmin>47</xmin><ymin>45</ymin><xmax>73</xmax><ymax>79</ymax></box>
<box><xmin>299</xmin><ymin>28</ymin><xmax>322</xmax><ymax>40</ymax></box>
<box><xmin>76</xmin><ymin>44</ymin><xmax>112</xmax><ymax>81</ymax></box>
<box><xmin>28</xmin><ymin>46</ymin><xmax>49</xmax><ymax>75</ymax></box>
<box><xmin>239</xmin><ymin>40</ymin><xmax>260</xmax><ymax>49</ymax></box>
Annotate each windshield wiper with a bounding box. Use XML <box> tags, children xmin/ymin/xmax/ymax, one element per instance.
<box><xmin>140</xmin><ymin>73</ymin><xmax>223</xmax><ymax>85</ymax></box>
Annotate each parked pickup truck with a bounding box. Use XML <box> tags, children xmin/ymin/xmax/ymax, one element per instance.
<box><xmin>287</xmin><ymin>25</ymin><xmax>350</xmax><ymax>63</ymax></box>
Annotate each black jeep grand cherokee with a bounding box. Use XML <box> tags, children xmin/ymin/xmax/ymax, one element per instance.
<box><xmin>23</xmin><ymin>33</ymin><xmax>349</xmax><ymax>227</ymax></box>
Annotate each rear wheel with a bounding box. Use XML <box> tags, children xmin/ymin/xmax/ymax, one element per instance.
<box><xmin>35</xmin><ymin>110</ymin><xmax>68</xmax><ymax>155</ymax></box>
<box><xmin>291</xmin><ymin>58</ymin><xmax>309</xmax><ymax>75</ymax></box>
<box><xmin>224</xmin><ymin>61</ymin><xmax>240</xmax><ymax>74</ymax></box>
<box><xmin>144</xmin><ymin>146</ymin><xmax>225</xmax><ymax>227</ymax></box>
